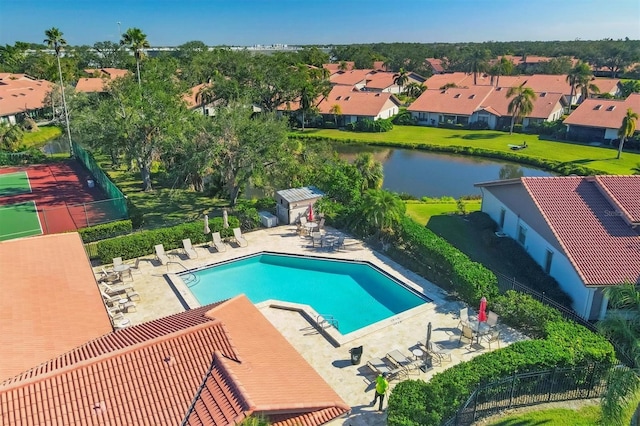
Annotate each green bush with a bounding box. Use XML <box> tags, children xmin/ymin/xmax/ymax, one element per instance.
<box><xmin>96</xmin><ymin>215</ymin><xmax>239</xmax><ymax>263</ymax></box>
<box><xmin>392</xmin><ymin>110</ymin><xmax>417</xmax><ymax>126</ymax></box>
<box><xmin>391</xmin><ymin>216</ymin><xmax>499</xmax><ymax>305</ymax></box>
<box><xmin>78</xmin><ymin>220</ymin><xmax>133</xmax><ymax>243</ymax></box>
<box><xmin>345</xmin><ymin>118</ymin><xmax>394</xmax><ymax>132</ymax></box>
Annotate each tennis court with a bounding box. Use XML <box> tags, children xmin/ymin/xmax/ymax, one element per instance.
<box><xmin>0</xmin><ymin>171</ymin><xmax>31</xmax><ymax>197</ymax></box>
<box><xmin>0</xmin><ymin>201</ymin><xmax>42</xmax><ymax>241</ymax></box>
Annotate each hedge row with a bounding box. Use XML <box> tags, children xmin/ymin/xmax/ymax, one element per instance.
<box><xmin>78</xmin><ymin>220</ymin><xmax>132</xmax><ymax>243</ymax></box>
<box><xmin>388</xmin><ymin>291</ymin><xmax>616</xmax><ymax>425</ymax></box>
<box><xmin>96</xmin><ymin>216</ymin><xmax>239</xmax><ymax>264</ymax></box>
<box><xmin>391</xmin><ymin>216</ymin><xmax>499</xmax><ymax>305</ymax></box>
<box><xmin>291</xmin><ymin>135</ymin><xmax>609</xmax><ymax>176</ymax></box>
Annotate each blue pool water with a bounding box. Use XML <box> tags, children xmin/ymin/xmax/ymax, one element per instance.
<box><xmin>186</xmin><ymin>253</ymin><xmax>428</xmax><ymax>334</ymax></box>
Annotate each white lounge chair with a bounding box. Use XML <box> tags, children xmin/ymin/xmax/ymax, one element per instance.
<box><xmin>182</xmin><ymin>238</ymin><xmax>198</xmax><ymax>259</ymax></box>
<box><xmin>211</xmin><ymin>232</ymin><xmax>227</xmax><ymax>252</ymax></box>
<box><xmin>108</xmin><ymin>310</ymin><xmax>131</xmax><ymax>329</ymax></box>
<box><xmin>155</xmin><ymin>244</ymin><xmax>170</xmax><ymax>265</ymax></box>
<box><xmin>101</xmin><ymin>282</ymin><xmax>140</xmax><ymax>301</ymax></box>
<box><xmin>233</xmin><ymin>228</ymin><xmax>248</xmax><ymax>247</ymax></box>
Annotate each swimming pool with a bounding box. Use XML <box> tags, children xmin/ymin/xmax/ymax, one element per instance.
<box><xmin>184</xmin><ymin>253</ymin><xmax>428</xmax><ymax>334</ymax></box>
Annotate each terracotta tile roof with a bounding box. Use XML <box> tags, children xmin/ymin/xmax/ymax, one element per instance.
<box><xmin>372</xmin><ymin>61</ymin><xmax>387</xmax><ymax>71</ymax></box>
<box><xmin>76</xmin><ymin>68</ymin><xmax>129</xmax><ymax>92</ymax></box>
<box><xmin>407</xmin><ymin>86</ymin><xmax>494</xmax><ymax>115</ymax></box>
<box><xmin>595</xmin><ymin>175</ymin><xmax>640</xmax><ymax>224</ymax></box>
<box><xmin>365</xmin><ymin>71</ymin><xmax>397</xmax><ymax>90</ymax></box>
<box><xmin>322</xmin><ymin>62</ymin><xmax>355</xmax><ymax>73</ymax></box>
<box><xmin>563</xmin><ymin>94</ymin><xmax>640</xmax><ymax>129</ymax></box>
<box><xmin>317</xmin><ymin>86</ymin><xmax>400</xmax><ymax>117</ymax></box>
<box><xmin>0</xmin><ymin>233</ymin><xmax>113</xmax><ymax>383</ymax></box>
<box><xmin>521</xmin><ymin>176</ymin><xmax>640</xmax><ymax>286</ymax></box>
<box><xmin>0</xmin><ymin>76</ymin><xmax>53</xmax><ymax>117</ymax></box>
<box><xmin>183</xmin><ymin>82</ymin><xmax>214</xmax><ymax>108</ymax></box>
<box><xmin>591</xmin><ymin>78</ymin><xmax>620</xmax><ymax>95</ymax></box>
<box><xmin>0</xmin><ymin>296</ymin><xmax>349</xmax><ymax>425</ymax></box>
<box><xmin>425</xmin><ymin>58</ymin><xmax>445</xmax><ymax>73</ymax></box>
<box><xmin>330</xmin><ymin>69</ymin><xmax>373</xmax><ymax>86</ymax></box>
<box><xmin>482</xmin><ymin>89</ymin><xmax>564</xmax><ymax>119</ymax></box>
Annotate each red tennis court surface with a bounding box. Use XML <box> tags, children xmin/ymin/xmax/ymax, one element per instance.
<box><xmin>0</xmin><ymin>160</ymin><xmax>118</xmax><ymax>235</ymax></box>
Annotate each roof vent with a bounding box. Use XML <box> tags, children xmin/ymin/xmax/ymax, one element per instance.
<box><xmin>606</xmin><ymin>105</ymin><xmax>616</xmax><ymax>111</ymax></box>
<box><xmin>469</xmin><ymin>94</ymin><xmax>475</xmax><ymax>99</ymax></box>
<box><xmin>454</xmin><ymin>94</ymin><xmax>461</xmax><ymax>98</ymax></box>
<box><xmin>496</xmin><ymin>87</ymin><xmax>502</xmax><ymax>91</ymax></box>
<box><xmin>344</xmin><ymin>96</ymin><xmax>351</xmax><ymax>101</ymax></box>
<box><xmin>375</xmin><ymin>93</ymin><xmax>381</xmax><ymax>97</ymax></box>
<box><xmin>164</xmin><ymin>355</ymin><xmax>176</xmax><ymax>366</ymax></box>
<box><xmin>594</xmin><ymin>104</ymin><xmax>602</xmax><ymax>110</ymax></box>
<box><xmin>540</xmin><ymin>92</ymin><xmax>546</xmax><ymax>97</ymax></box>
<box><xmin>336</xmin><ymin>96</ymin><xmax>341</xmax><ymax>100</ymax></box>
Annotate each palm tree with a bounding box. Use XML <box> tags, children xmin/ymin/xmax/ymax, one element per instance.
<box><xmin>353</xmin><ymin>153</ymin><xmax>384</xmax><ymax>192</ymax></box>
<box><xmin>43</xmin><ymin>27</ymin><xmax>72</xmax><ymax>157</ymax></box>
<box><xmin>566</xmin><ymin>62</ymin><xmax>592</xmax><ymax>113</ymax></box>
<box><xmin>598</xmin><ymin>283</ymin><xmax>640</xmax><ymax>425</ymax></box>
<box><xmin>120</xmin><ymin>27</ymin><xmax>150</xmax><ymax>87</ymax></box>
<box><xmin>354</xmin><ymin>189</ymin><xmax>406</xmax><ymax>241</ymax></box>
<box><xmin>405</xmin><ymin>82</ymin><xmax>426</xmax><ymax>99</ymax></box>
<box><xmin>393</xmin><ymin>68</ymin><xmax>409</xmax><ymax>94</ymax></box>
<box><xmin>617</xmin><ymin>108</ymin><xmax>639</xmax><ymax>159</ymax></box>
<box><xmin>506</xmin><ymin>84</ymin><xmax>537</xmax><ymax>134</ymax></box>
<box><xmin>466</xmin><ymin>48</ymin><xmax>490</xmax><ymax>85</ymax></box>
<box><xmin>329</xmin><ymin>104</ymin><xmax>342</xmax><ymax>128</ymax></box>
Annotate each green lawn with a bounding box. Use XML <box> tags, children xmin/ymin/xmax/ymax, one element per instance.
<box><xmin>405</xmin><ymin>200</ymin><xmax>481</xmax><ymax>224</ymax></box>
<box><xmin>99</xmin><ymin>161</ymin><xmax>229</xmax><ymax>229</ymax></box>
<box><xmin>297</xmin><ymin>126</ymin><xmax>640</xmax><ymax>175</ymax></box>
<box><xmin>487</xmin><ymin>405</ymin><xmax>602</xmax><ymax>425</ymax></box>
<box><xmin>22</xmin><ymin>126</ymin><xmax>62</xmax><ymax>148</ymax></box>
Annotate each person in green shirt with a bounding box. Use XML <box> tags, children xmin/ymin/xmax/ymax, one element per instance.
<box><xmin>371</xmin><ymin>372</ymin><xmax>389</xmax><ymax>411</ymax></box>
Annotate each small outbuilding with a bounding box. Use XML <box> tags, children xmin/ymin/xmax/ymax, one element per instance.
<box><xmin>275</xmin><ymin>186</ymin><xmax>325</xmax><ymax>225</ymax></box>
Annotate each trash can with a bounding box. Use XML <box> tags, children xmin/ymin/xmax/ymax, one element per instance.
<box><xmin>349</xmin><ymin>345</ymin><xmax>363</xmax><ymax>365</ymax></box>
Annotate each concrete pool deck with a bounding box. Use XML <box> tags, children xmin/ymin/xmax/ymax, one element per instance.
<box><xmin>94</xmin><ymin>225</ymin><xmax>526</xmax><ymax>425</ymax></box>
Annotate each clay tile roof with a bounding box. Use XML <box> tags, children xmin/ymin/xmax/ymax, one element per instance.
<box><xmin>0</xmin><ymin>296</ymin><xmax>349</xmax><ymax>426</ymax></box>
<box><xmin>425</xmin><ymin>58</ymin><xmax>445</xmax><ymax>73</ymax></box>
<box><xmin>184</xmin><ymin>82</ymin><xmax>213</xmax><ymax>108</ymax></box>
<box><xmin>0</xmin><ymin>233</ymin><xmax>113</xmax><ymax>383</ymax></box>
<box><xmin>563</xmin><ymin>94</ymin><xmax>640</xmax><ymax>129</ymax></box>
<box><xmin>75</xmin><ymin>77</ymin><xmax>107</xmax><ymax>92</ymax></box>
<box><xmin>330</xmin><ymin>69</ymin><xmax>373</xmax><ymax>86</ymax></box>
<box><xmin>522</xmin><ymin>176</ymin><xmax>640</xmax><ymax>286</ymax></box>
<box><xmin>322</xmin><ymin>62</ymin><xmax>355</xmax><ymax>73</ymax></box>
<box><xmin>481</xmin><ymin>89</ymin><xmax>564</xmax><ymax>118</ymax></box>
<box><xmin>0</xmin><ymin>77</ymin><xmax>53</xmax><ymax>117</ymax></box>
<box><xmin>317</xmin><ymin>86</ymin><xmax>400</xmax><ymax>117</ymax></box>
<box><xmin>407</xmin><ymin>86</ymin><xmax>493</xmax><ymax>115</ymax></box>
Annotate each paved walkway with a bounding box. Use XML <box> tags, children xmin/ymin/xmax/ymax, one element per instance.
<box><xmin>94</xmin><ymin>225</ymin><xmax>526</xmax><ymax>425</ymax></box>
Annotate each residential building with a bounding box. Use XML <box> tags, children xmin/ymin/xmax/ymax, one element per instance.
<box><xmin>563</xmin><ymin>93</ymin><xmax>640</xmax><ymax>142</ymax></box>
<box><xmin>183</xmin><ymin>82</ymin><xmax>216</xmax><ymax>115</ymax></box>
<box><xmin>363</xmin><ymin>71</ymin><xmax>426</xmax><ymax>94</ymax></box>
<box><xmin>0</xmin><ymin>73</ymin><xmax>53</xmax><ymax>124</ymax></box>
<box><xmin>476</xmin><ymin>175</ymin><xmax>640</xmax><ymax>320</ymax></box>
<box><xmin>317</xmin><ymin>86</ymin><xmax>401</xmax><ymax>126</ymax></box>
<box><xmin>75</xmin><ymin>68</ymin><xmax>129</xmax><ymax>93</ymax></box>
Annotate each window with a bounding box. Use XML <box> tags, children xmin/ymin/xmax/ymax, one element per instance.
<box><xmin>544</xmin><ymin>249</ymin><xmax>553</xmax><ymax>274</ymax></box>
<box><xmin>499</xmin><ymin>208</ymin><xmax>506</xmax><ymax>228</ymax></box>
<box><xmin>517</xmin><ymin>225</ymin><xmax>527</xmax><ymax>245</ymax></box>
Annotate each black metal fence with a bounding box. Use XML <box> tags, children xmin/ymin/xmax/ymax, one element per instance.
<box><xmin>444</xmin><ymin>363</ymin><xmax>615</xmax><ymax>425</ymax></box>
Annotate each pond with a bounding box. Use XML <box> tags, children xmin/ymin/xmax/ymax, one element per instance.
<box><xmin>336</xmin><ymin>145</ymin><xmax>554</xmax><ymax>198</ymax></box>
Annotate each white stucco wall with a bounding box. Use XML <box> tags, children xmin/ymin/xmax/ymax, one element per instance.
<box><xmin>481</xmin><ymin>189</ymin><xmax>598</xmax><ymax>319</ymax></box>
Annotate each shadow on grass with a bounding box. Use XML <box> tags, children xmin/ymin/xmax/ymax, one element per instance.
<box><xmin>489</xmin><ymin>420</ymin><xmax>550</xmax><ymax>426</ymax></box>
<box><xmin>445</xmin><ymin>133</ymin><xmax>504</xmax><ymax>140</ymax></box>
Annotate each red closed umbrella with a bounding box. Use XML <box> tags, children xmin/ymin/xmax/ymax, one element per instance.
<box><xmin>478</xmin><ymin>297</ymin><xmax>487</xmax><ymax>323</ymax></box>
<box><xmin>308</xmin><ymin>204</ymin><xmax>314</xmax><ymax>222</ymax></box>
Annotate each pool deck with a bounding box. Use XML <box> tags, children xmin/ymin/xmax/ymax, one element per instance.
<box><xmin>95</xmin><ymin>225</ymin><xmax>526</xmax><ymax>425</ymax></box>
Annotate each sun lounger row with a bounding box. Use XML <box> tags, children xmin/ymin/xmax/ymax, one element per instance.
<box><xmin>153</xmin><ymin>228</ymin><xmax>249</xmax><ymax>265</ymax></box>
<box><xmin>367</xmin><ymin>349</ymin><xmax>422</xmax><ymax>380</ymax></box>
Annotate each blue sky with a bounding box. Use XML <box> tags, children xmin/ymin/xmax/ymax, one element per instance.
<box><xmin>1</xmin><ymin>0</ymin><xmax>639</xmax><ymax>46</ymax></box>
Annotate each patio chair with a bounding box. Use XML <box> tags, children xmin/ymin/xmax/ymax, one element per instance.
<box><xmin>458</xmin><ymin>307</ymin><xmax>470</xmax><ymax>328</ymax></box>
<box><xmin>211</xmin><ymin>232</ymin><xmax>227</xmax><ymax>253</ymax></box>
<box><xmin>427</xmin><ymin>342</ymin><xmax>453</xmax><ymax>364</ymax></box>
<box><xmin>182</xmin><ymin>238</ymin><xmax>198</xmax><ymax>259</ymax></box>
<box><xmin>112</xmin><ymin>257</ymin><xmax>133</xmax><ymax>280</ymax></box>
<box><xmin>333</xmin><ymin>236</ymin><xmax>345</xmax><ymax>251</ymax></box>
<box><xmin>366</xmin><ymin>357</ymin><xmax>404</xmax><ymax>381</ymax></box>
<box><xmin>311</xmin><ymin>232</ymin><xmax>323</xmax><ymax>247</ymax></box>
<box><xmin>233</xmin><ymin>228</ymin><xmax>248</xmax><ymax>247</ymax></box>
<box><xmin>299</xmin><ymin>216</ymin><xmax>308</xmax><ymax>235</ymax></box>
<box><xmin>387</xmin><ymin>349</ymin><xmax>421</xmax><ymax>373</ymax></box>
<box><xmin>459</xmin><ymin>324</ymin><xmax>475</xmax><ymax>348</ymax></box>
<box><xmin>107</xmin><ymin>310</ymin><xmax>131</xmax><ymax>329</ymax></box>
<box><xmin>98</xmin><ymin>267</ymin><xmax>121</xmax><ymax>283</ymax></box>
<box><xmin>100</xmin><ymin>290</ymin><xmax>137</xmax><ymax>311</ymax></box>
<box><xmin>486</xmin><ymin>311</ymin><xmax>499</xmax><ymax>328</ymax></box>
<box><xmin>100</xmin><ymin>281</ymin><xmax>134</xmax><ymax>295</ymax></box>
<box><xmin>482</xmin><ymin>329</ymin><xmax>501</xmax><ymax>350</ymax></box>
<box><xmin>317</xmin><ymin>217</ymin><xmax>325</xmax><ymax>232</ymax></box>
<box><xmin>155</xmin><ymin>244</ymin><xmax>170</xmax><ymax>265</ymax></box>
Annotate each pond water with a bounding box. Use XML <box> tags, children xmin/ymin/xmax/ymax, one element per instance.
<box><xmin>336</xmin><ymin>145</ymin><xmax>554</xmax><ymax>198</ymax></box>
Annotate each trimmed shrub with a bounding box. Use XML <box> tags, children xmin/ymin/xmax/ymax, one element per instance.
<box><xmin>391</xmin><ymin>216</ymin><xmax>499</xmax><ymax>305</ymax></box>
<box><xmin>392</xmin><ymin>110</ymin><xmax>417</xmax><ymax>126</ymax></box>
<box><xmin>96</xmin><ymin>215</ymin><xmax>239</xmax><ymax>263</ymax></box>
<box><xmin>78</xmin><ymin>220</ymin><xmax>132</xmax><ymax>243</ymax></box>
<box><xmin>345</xmin><ymin>118</ymin><xmax>393</xmax><ymax>132</ymax></box>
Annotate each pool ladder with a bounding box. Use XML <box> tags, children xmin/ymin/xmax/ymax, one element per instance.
<box><xmin>317</xmin><ymin>314</ymin><xmax>339</xmax><ymax>331</ymax></box>
<box><xmin>167</xmin><ymin>261</ymin><xmax>199</xmax><ymax>287</ymax></box>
